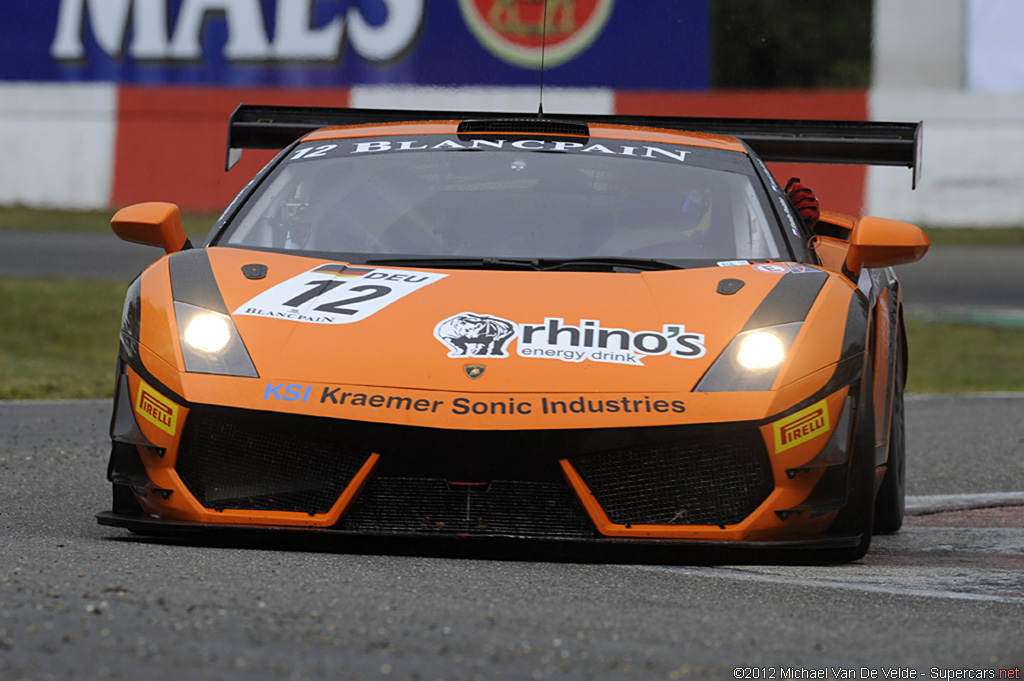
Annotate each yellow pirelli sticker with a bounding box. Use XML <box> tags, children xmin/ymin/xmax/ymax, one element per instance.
<box><xmin>135</xmin><ymin>379</ymin><xmax>179</xmax><ymax>435</ymax></box>
<box><xmin>773</xmin><ymin>399</ymin><xmax>830</xmax><ymax>453</ymax></box>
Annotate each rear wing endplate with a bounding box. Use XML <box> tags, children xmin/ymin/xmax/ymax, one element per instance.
<box><xmin>226</xmin><ymin>104</ymin><xmax>923</xmax><ymax>188</ymax></box>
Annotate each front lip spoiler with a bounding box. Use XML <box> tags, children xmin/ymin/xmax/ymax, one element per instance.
<box><xmin>97</xmin><ymin>512</ymin><xmax>863</xmax><ymax>564</ymax></box>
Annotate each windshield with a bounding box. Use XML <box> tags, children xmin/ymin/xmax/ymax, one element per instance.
<box><xmin>219</xmin><ymin>135</ymin><xmax>785</xmax><ymax>264</ymax></box>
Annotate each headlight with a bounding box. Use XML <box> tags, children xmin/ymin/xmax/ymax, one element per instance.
<box><xmin>695</xmin><ymin>322</ymin><xmax>802</xmax><ymax>392</ymax></box>
<box><xmin>174</xmin><ymin>301</ymin><xmax>258</xmax><ymax>377</ymax></box>
<box><xmin>183</xmin><ymin>313</ymin><xmax>232</xmax><ymax>354</ymax></box>
<box><xmin>736</xmin><ymin>330</ymin><xmax>786</xmax><ymax>370</ymax></box>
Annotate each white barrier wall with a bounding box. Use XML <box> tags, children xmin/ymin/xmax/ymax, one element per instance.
<box><xmin>0</xmin><ymin>83</ymin><xmax>117</xmax><ymax>210</ymax></box>
<box><xmin>873</xmin><ymin>0</ymin><xmax>965</xmax><ymax>88</ymax></box>
<box><xmin>869</xmin><ymin>0</ymin><xmax>1024</xmax><ymax>227</ymax></box>
<box><xmin>867</xmin><ymin>90</ymin><xmax>1024</xmax><ymax>227</ymax></box>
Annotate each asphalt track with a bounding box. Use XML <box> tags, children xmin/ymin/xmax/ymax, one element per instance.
<box><xmin>1</xmin><ymin>396</ymin><xmax>1023</xmax><ymax>680</ymax></box>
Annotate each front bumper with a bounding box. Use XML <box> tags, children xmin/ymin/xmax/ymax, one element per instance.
<box><xmin>105</xmin><ymin>359</ymin><xmax>862</xmax><ymax>546</ymax></box>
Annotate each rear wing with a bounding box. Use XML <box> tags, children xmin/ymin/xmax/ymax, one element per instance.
<box><xmin>226</xmin><ymin>104</ymin><xmax>923</xmax><ymax>188</ymax></box>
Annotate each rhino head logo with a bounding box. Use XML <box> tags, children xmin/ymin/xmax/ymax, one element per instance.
<box><xmin>434</xmin><ymin>312</ymin><xmax>517</xmax><ymax>358</ymax></box>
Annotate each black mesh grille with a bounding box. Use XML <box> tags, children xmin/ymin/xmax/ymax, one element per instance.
<box><xmin>174</xmin><ymin>406</ymin><xmax>773</xmax><ymax>532</ymax></box>
<box><xmin>569</xmin><ymin>426</ymin><xmax>774</xmax><ymax>527</ymax></box>
<box><xmin>342</xmin><ymin>478</ymin><xmax>593</xmax><ymax>538</ymax></box>
<box><xmin>176</xmin><ymin>409</ymin><xmax>370</xmax><ymax>513</ymax></box>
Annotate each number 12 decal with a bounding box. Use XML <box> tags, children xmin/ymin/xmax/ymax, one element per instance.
<box><xmin>234</xmin><ymin>265</ymin><xmax>446</xmax><ymax>325</ymax></box>
<box><xmin>291</xmin><ymin>144</ymin><xmax>338</xmax><ymax>160</ymax></box>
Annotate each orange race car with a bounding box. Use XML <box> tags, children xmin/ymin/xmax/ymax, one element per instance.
<box><xmin>98</xmin><ymin>106</ymin><xmax>928</xmax><ymax>561</ymax></box>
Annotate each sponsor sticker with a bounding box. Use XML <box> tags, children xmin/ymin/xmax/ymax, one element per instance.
<box><xmin>773</xmin><ymin>399</ymin><xmax>831</xmax><ymax>453</ymax></box>
<box><xmin>135</xmin><ymin>379</ymin><xmax>179</xmax><ymax>435</ymax></box>
<box><xmin>717</xmin><ymin>260</ymin><xmax>749</xmax><ymax>267</ymax></box>
<box><xmin>434</xmin><ymin>312</ymin><xmax>706</xmax><ymax>366</ymax></box>
<box><xmin>260</xmin><ymin>379</ymin><xmax>689</xmax><ymax>420</ymax></box>
<box><xmin>235</xmin><ymin>264</ymin><xmax>446</xmax><ymax>325</ymax></box>
<box><xmin>753</xmin><ymin>263</ymin><xmax>820</xmax><ymax>275</ymax></box>
<box><xmin>342</xmin><ymin>137</ymin><xmax>693</xmax><ymax>164</ymax></box>
<box><xmin>311</xmin><ymin>384</ymin><xmax>685</xmax><ymax>418</ymax></box>
<box><xmin>435</xmin><ymin>312</ymin><xmax>517</xmax><ymax>358</ymax></box>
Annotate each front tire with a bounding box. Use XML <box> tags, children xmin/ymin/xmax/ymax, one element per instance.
<box><xmin>873</xmin><ymin>349</ymin><xmax>906</xmax><ymax>534</ymax></box>
<box><xmin>822</xmin><ymin>354</ymin><xmax>876</xmax><ymax>562</ymax></box>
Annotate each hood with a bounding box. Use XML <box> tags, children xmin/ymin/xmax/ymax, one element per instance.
<box><xmin>179</xmin><ymin>247</ymin><xmax>831</xmax><ymax>394</ymax></box>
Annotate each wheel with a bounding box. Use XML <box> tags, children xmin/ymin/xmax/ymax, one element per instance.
<box><xmin>822</xmin><ymin>354</ymin><xmax>876</xmax><ymax>562</ymax></box>
<box><xmin>873</xmin><ymin>349</ymin><xmax>906</xmax><ymax>534</ymax></box>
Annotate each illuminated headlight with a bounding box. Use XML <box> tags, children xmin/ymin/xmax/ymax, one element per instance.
<box><xmin>183</xmin><ymin>313</ymin><xmax>232</xmax><ymax>354</ymax></box>
<box><xmin>736</xmin><ymin>330</ymin><xmax>786</xmax><ymax>370</ymax></box>
<box><xmin>696</xmin><ymin>322</ymin><xmax>802</xmax><ymax>392</ymax></box>
<box><xmin>174</xmin><ymin>301</ymin><xmax>258</xmax><ymax>377</ymax></box>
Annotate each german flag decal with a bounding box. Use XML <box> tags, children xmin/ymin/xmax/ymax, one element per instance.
<box><xmin>312</xmin><ymin>263</ymin><xmax>375</xmax><ymax>278</ymax></box>
<box><xmin>135</xmin><ymin>379</ymin><xmax>179</xmax><ymax>435</ymax></box>
<box><xmin>773</xmin><ymin>399</ymin><xmax>830</xmax><ymax>453</ymax></box>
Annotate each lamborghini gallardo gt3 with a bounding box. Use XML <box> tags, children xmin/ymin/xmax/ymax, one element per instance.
<box><xmin>99</xmin><ymin>106</ymin><xmax>928</xmax><ymax>561</ymax></box>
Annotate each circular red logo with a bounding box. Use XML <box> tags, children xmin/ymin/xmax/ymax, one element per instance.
<box><xmin>459</xmin><ymin>0</ymin><xmax>614</xmax><ymax>68</ymax></box>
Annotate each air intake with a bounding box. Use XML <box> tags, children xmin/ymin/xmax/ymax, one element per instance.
<box><xmin>457</xmin><ymin>118</ymin><xmax>589</xmax><ymax>141</ymax></box>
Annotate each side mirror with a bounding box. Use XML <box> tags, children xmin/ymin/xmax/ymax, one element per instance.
<box><xmin>111</xmin><ymin>202</ymin><xmax>189</xmax><ymax>254</ymax></box>
<box><xmin>846</xmin><ymin>216</ymin><xmax>930</xmax><ymax>274</ymax></box>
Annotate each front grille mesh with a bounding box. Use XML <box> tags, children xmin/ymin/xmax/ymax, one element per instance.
<box><xmin>569</xmin><ymin>427</ymin><xmax>774</xmax><ymax>527</ymax></box>
<box><xmin>342</xmin><ymin>478</ymin><xmax>592</xmax><ymax>538</ymax></box>
<box><xmin>175</xmin><ymin>407</ymin><xmax>773</xmax><ymax>531</ymax></box>
<box><xmin>175</xmin><ymin>409</ymin><xmax>369</xmax><ymax>513</ymax></box>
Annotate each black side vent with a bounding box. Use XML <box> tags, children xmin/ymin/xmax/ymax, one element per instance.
<box><xmin>457</xmin><ymin>118</ymin><xmax>589</xmax><ymax>142</ymax></box>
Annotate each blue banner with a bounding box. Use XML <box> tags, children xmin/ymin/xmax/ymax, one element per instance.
<box><xmin>1</xmin><ymin>0</ymin><xmax>709</xmax><ymax>89</ymax></box>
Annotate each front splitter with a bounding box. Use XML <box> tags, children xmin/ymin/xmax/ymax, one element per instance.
<box><xmin>97</xmin><ymin>511</ymin><xmax>864</xmax><ymax>564</ymax></box>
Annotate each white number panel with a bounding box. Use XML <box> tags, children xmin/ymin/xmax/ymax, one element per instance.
<box><xmin>234</xmin><ymin>264</ymin><xmax>446</xmax><ymax>325</ymax></box>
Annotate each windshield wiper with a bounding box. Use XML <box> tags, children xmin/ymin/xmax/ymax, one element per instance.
<box><xmin>534</xmin><ymin>257</ymin><xmax>684</xmax><ymax>272</ymax></box>
<box><xmin>363</xmin><ymin>256</ymin><xmax>684</xmax><ymax>272</ymax></box>
<box><xmin>363</xmin><ymin>257</ymin><xmax>540</xmax><ymax>270</ymax></box>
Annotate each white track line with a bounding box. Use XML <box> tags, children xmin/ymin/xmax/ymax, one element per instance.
<box><xmin>907</xmin><ymin>492</ymin><xmax>1024</xmax><ymax>514</ymax></box>
<box><xmin>626</xmin><ymin>564</ymin><xmax>1024</xmax><ymax>604</ymax></box>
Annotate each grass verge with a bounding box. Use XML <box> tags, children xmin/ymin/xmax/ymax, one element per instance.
<box><xmin>0</xmin><ymin>206</ymin><xmax>220</xmax><ymax>237</ymax></box>
<box><xmin>920</xmin><ymin>226</ymin><xmax>1024</xmax><ymax>247</ymax></box>
<box><xmin>1</xmin><ymin>278</ymin><xmax>1022</xmax><ymax>400</ymax></box>
<box><xmin>0</xmin><ymin>278</ymin><xmax>124</xmax><ymax>400</ymax></box>
<box><xmin>904</xmin><ymin>320</ymin><xmax>1024</xmax><ymax>394</ymax></box>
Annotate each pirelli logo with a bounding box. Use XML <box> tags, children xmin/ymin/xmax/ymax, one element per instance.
<box><xmin>135</xmin><ymin>379</ymin><xmax>179</xmax><ymax>435</ymax></box>
<box><xmin>773</xmin><ymin>400</ymin><xmax>830</xmax><ymax>453</ymax></box>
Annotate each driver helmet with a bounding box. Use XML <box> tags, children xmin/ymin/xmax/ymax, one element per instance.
<box><xmin>621</xmin><ymin>179</ymin><xmax>713</xmax><ymax>238</ymax></box>
<box><xmin>271</xmin><ymin>184</ymin><xmax>312</xmax><ymax>249</ymax></box>
<box><xmin>677</xmin><ymin>185</ymin><xmax>712</xmax><ymax>237</ymax></box>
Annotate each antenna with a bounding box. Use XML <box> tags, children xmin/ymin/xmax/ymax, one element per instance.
<box><xmin>538</xmin><ymin>0</ymin><xmax>549</xmax><ymax>116</ymax></box>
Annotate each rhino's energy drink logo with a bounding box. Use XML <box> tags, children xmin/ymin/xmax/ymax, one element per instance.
<box><xmin>458</xmin><ymin>0</ymin><xmax>614</xmax><ymax>68</ymax></box>
<box><xmin>434</xmin><ymin>313</ymin><xmax>706</xmax><ymax>366</ymax></box>
<box><xmin>135</xmin><ymin>379</ymin><xmax>179</xmax><ymax>435</ymax></box>
<box><xmin>773</xmin><ymin>400</ymin><xmax>831</xmax><ymax>453</ymax></box>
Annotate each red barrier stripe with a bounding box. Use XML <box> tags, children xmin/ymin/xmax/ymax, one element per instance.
<box><xmin>113</xmin><ymin>87</ymin><xmax>351</xmax><ymax>213</ymax></box>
